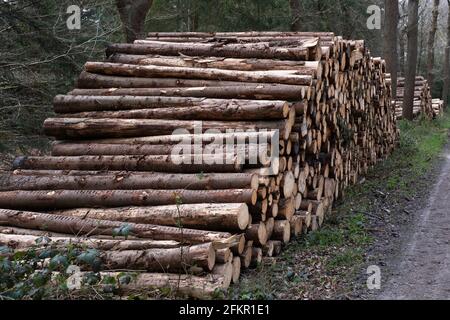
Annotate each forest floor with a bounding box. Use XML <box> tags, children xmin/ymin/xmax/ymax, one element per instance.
<box><xmin>230</xmin><ymin>114</ymin><xmax>450</xmax><ymax>300</ymax></box>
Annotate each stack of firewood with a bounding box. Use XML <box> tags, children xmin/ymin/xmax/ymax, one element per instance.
<box><xmin>0</xmin><ymin>31</ymin><xmax>397</xmax><ymax>298</ymax></box>
<box><xmin>394</xmin><ymin>76</ymin><xmax>435</xmax><ymax>119</ymax></box>
<box><xmin>432</xmin><ymin>99</ymin><xmax>444</xmax><ymax>117</ymax></box>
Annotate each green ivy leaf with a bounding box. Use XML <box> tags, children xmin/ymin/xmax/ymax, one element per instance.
<box><xmin>49</xmin><ymin>254</ymin><xmax>69</xmax><ymax>270</ymax></box>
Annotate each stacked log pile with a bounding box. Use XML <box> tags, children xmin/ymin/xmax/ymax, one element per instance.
<box><xmin>432</xmin><ymin>99</ymin><xmax>444</xmax><ymax>117</ymax></box>
<box><xmin>393</xmin><ymin>76</ymin><xmax>436</xmax><ymax>119</ymax></box>
<box><xmin>0</xmin><ymin>31</ymin><xmax>397</xmax><ymax>298</ymax></box>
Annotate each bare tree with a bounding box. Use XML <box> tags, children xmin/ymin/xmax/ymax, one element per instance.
<box><xmin>116</xmin><ymin>0</ymin><xmax>153</xmax><ymax>43</ymax></box>
<box><xmin>289</xmin><ymin>0</ymin><xmax>301</xmax><ymax>31</ymax></box>
<box><xmin>403</xmin><ymin>0</ymin><xmax>419</xmax><ymax>120</ymax></box>
<box><xmin>426</xmin><ymin>0</ymin><xmax>440</xmax><ymax>87</ymax></box>
<box><xmin>443</xmin><ymin>0</ymin><xmax>450</xmax><ymax>107</ymax></box>
<box><xmin>384</xmin><ymin>0</ymin><xmax>399</xmax><ymax>99</ymax></box>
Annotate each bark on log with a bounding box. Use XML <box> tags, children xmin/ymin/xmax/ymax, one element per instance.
<box><xmin>51</xmin><ymin>131</ymin><xmax>279</xmax><ymax>147</ymax></box>
<box><xmin>91</xmin><ymin>272</ymin><xmax>230</xmax><ymax>299</ymax></box>
<box><xmin>84</xmin><ymin>62</ymin><xmax>314</xmax><ymax>86</ymax></box>
<box><xmin>0</xmin><ymin>233</ymin><xmax>179</xmax><ymax>251</ymax></box>
<box><xmin>0</xmin><ymin>189</ymin><xmax>257</xmax><ymax>209</ymax></box>
<box><xmin>77</xmin><ymin>71</ymin><xmax>257</xmax><ymax>89</ymax></box>
<box><xmin>105</xmin><ymin>40</ymin><xmax>320</xmax><ymax>61</ymax></box>
<box><xmin>244</xmin><ymin>222</ymin><xmax>267</xmax><ymax>246</ymax></box>
<box><xmin>98</xmin><ymin>243</ymin><xmax>215</xmax><ymax>272</ymax></box>
<box><xmin>145</xmin><ymin>31</ymin><xmax>334</xmax><ymax>38</ymax></box>
<box><xmin>109</xmin><ymin>54</ymin><xmax>319</xmax><ymax>72</ymax></box>
<box><xmin>13</xmin><ymin>155</ymin><xmax>243</xmax><ymax>173</ymax></box>
<box><xmin>0</xmin><ymin>172</ymin><xmax>259</xmax><ymax>191</ymax></box>
<box><xmin>68</xmin><ymin>85</ymin><xmax>309</xmax><ymax>101</ymax></box>
<box><xmin>56</xmin><ymin>97</ymin><xmax>290</xmax><ymax>122</ymax></box>
<box><xmin>43</xmin><ymin>118</ymin><xmax>293</xmax><ymax>140</ymax></box>
<box><xmin>272</xmin><ymin>220</ymin><xmax>291</xmax><ymax>243</ymax></box>
<box><xmin>0</xmin><ymin>209</ymin><xmax>241</xmax><ymax>246</ymax></box>
<box><xmin>50</xmin><ymin>203</ymin><xmax>250</xmax><ymax>232</ymax></box>
<box><xmin>53</xmin><ymin>94</ymin><xmax>290</xmax><ymax>114</ymax></box>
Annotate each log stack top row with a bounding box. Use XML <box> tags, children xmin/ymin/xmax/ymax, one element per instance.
<box><xmin>0</xmin><ymin>31</ymin><xmax>398</xmax><ymax>299</ymax></box>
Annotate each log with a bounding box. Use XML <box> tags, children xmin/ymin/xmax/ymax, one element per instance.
<box><xmin>277</xmin><ymin>197</ymin><xmax>295</xmax><ymax>220</ymax></box>
<box><xmin>97</xmin><ymin>243</ymin><xmax>215</xmax><ymax>272</ymax></box>
<box><xmin>231</xmin><ymin>256</ymin><xmax>241</xmax><ymax>284</ymax></box>
<box><xmin>271</xmin><ymin>240</ymin><xmax>282</xmax><ymax>256</ymax></box>
<box><xmin>0</xmin><ymin>209</ymin><xmax>241</xmax><ymax>246</ymax></box>
<box><xmin>50</xmin><ymin>203</ymin><xmax>250</xmax><ymax>232</ymax></box>
<box><xmin>77</xmin><ymin>71</ymin><xmax>252</xmax><ymax>89</ymax></box>
<box><xmin>84</xmin><ymin>62</ymin><xmax>314</xmax><ymax>86</ymax></box>
<box><xmin>50</xmin><ymin>143</ymin><xmax>272</xmax><ymax>162</ymax></box>
<box><xmin>106</xmin><ymin>40</ymin><xmax>319</xmax><ymax>61</ymax></box>
<box><xmin>109</xmin><ymin>54</ymin><xmax>319</xmax><ymax>72</ymax></box>
<box><xmin>43</xmin><ymin>118</ymin><xmax>293</xmax><ymax>140</ymax></box>
<box><xmin>0</xmin><ymin>172</ymin><xmax>259</xmax><ymax>191</ymax></box>
<box><xmin>12</xmin><ymin>155</ymin><xmax>243</xmax><ymax>173</ymax></box>
<box><xmin>56</xmin><ymin>100</ymin><xmax>291</xmax><ymax>122</ymax></box>
<box><xmin>0</xmin><ymin>233</ymin><xmax>180</xmax><ymax>251</ymax></box>
<box><xmin>68</xmin><ymin>85</ymin><xmax>308</xmax><ymax>101</ymax></box>
<box><xmin>244</xmin><ymin>222</ymin><xmax>268</xmax><ymax>246</ymax></box>
<box><xmin>239</xmin><ymin>244</ymin><xmax>253</xmax><ymax>269</ymax></box>
<box><xmin>262</xmin><ymin>241</ymin><xmax>275</xmax><ymax>257</ymax></box>
<box><xmin>0</xmin><ymin>189</ymin><xmax>257</xmax><ymax>209</ymax></box>
<box><xmin>53</xmin><ymin>94</ymin><xmax>290</xmax><ymax>114</ymax></box>
<box><xmin>272</xmin><ymin>220</ymin><xmax>290</xmax><ymax>243</ymax></box>
<box><xmin>91</xmin><ymin>272</ymin><xmax>230</xmax><ymax>299</ymax></box>
<box><xmin>212</xmin><ymin>262</ymin><xmax>233</xmax><ymax>288</ymax></box>
<box><xmin>250</xmin><ymin>247</ymin><xmax>263</xmax><ymax>267</ymax></box>
<box><xmin>50</xmin><ymin>130</ymin><xmax>279</xmax><ymax>146</ymax></box>
<box><xmin>216</xmin><ymin>248</ymin><xmax>231</xmax><ymax>264</ymax></box>
<box><xmin>145</xmin><ymin>31</ymin><xmax>334</xmax><ymax>38</ymax></box>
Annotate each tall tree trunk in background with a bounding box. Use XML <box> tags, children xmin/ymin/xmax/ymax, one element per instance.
<box><xmin>289</xmin><ymin>0</ymin><xmax>301</xmax><ymax>31</ymax></box>
<box><xmin>426</xmin><ymin>0</ymin><xmax>441</xmax><ymax>87</ymax></box>
<box><xmin>403</xmin><ymin>0</ymin><xmax>419</xmax><ymax>120</ymax></box>
<box><xmin>116</xmin><ymin>0</ymin><xmax>153</xmax><ymax>43</ymax></box>
<box><xmin>443</xmin><ymin>0</ymin><xmax>450</xmax><ymax>107</ymax></box>
<box><xmin>384</xmin><ymin>0</ymin><xmax>399</xmax><ymax>99</ymax></box>
<box><xmin>399</xmin><ymin>27</ymin><xmax>407</xmax><ymax>76</ymax></box>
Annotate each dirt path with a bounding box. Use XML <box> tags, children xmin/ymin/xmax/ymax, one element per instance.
<box><xmin>378</xmin><ymin>146</ymin><xmax>450</xmax><ymax>300</ymax></box>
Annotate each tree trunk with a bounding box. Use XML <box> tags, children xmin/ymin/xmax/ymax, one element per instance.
<box><xmin>443</xmin><ymin>0</ymin><xmax>450</xmax><ymax>106</ymax></box>
<box><xmin>426</xmin><ymin>0</ymin><xmax>440</xmax><ymax>87</ymax></box>
<box><xmin>51</xmin><ymin>203</ymin><xmax>250</xmax><ymax>232</ymax></box>
<box><xmin>116</xmin><ymin>0</ymin><xmax>153</xmax><ymax>43</ymax></box>
<box><xmin>289</xmin><ymin>0</ymin><xmax>302</xmax><ymax>31</ymax></box>
<box><xmin>384</xmin><ymin>0</ymin><xmax>399</xmax><ymax>99</ymax></box>
<box><xmin>403</xmin><ymin>0</ymin><xmax>419</xmax><ymax>120</ymax></box>
<box><xmin>0</xmin><ymin>189</ymin><xmax>256</xmax><ymax>210</ymax></box>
